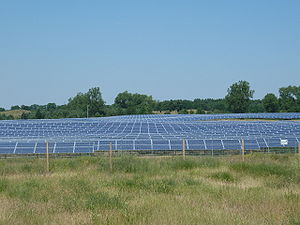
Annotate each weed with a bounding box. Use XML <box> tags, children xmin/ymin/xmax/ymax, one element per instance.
<box><xmin>85</xmin><ymin>192</ymin><xmax>125</xmax><ymax>210</ymax></box>
<box><xmin>113</xmin><ymin>156</ymin><xmax>155</xmax><ymax>173</ymax></box>
<box><xmin>0</xmin><ymin>154</ymin><xmax>298</xmax><ymax>225</ymax></box>
<box><xmin>182</xmin><ymin>177</ymin><xmax>200</xmax><ymax>186</ymax></box>
<box><xmin>230</xmin><ymin>162</ymin><xmax>293</xmax><ymax>177</ymax></box>
<box><xmin>209</xmin><ymin>171</ymin><xmax>236</xmax><ymax>182</ymax></box>
<box><xmin>0</xmin><ymin>178</ymin><xmax>9</xmax><ymax>192</ymax></box>
<box><xmin>7</xmin><ymin>178</ymin><xmax>47</xmax><ymax>202</ymax></box>
<box><xmin>151</xmin><ymin>178</ymin><xmax>176</xmax><ymax>193</ymax></box>
<box><xmin>166</xmin><ymin>157</ymin><xmax>220</xmax><ymax>170</ymax></box>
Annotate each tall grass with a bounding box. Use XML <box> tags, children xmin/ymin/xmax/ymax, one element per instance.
<box><xmin>0</xmin><ymin>154</ymin><xmax>299</xmax><ymax>225</ymax></box>
<box><xmin>209</xmin><ymin>171</ymin><xmax>236</xmax><ymax>182</ymax></box>
<box><xmin>230</xmin><ymin>159</ymin><xmax>300</xmax><ymax>184</ymax></box>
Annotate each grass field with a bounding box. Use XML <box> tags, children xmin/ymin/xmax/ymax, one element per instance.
<box><xmin>0</xmin><ymin>154</ymin><xmax>299</xmax><ymax>225</ymax></box>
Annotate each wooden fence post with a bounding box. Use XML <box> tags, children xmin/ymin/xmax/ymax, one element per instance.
<box><xmin>241</xmin><ymin>138</ymin><xmax>245</xmax><ymax>162</ymax></box>
<box><xmin>45</xmin><ymin>141</ymin><xmax>49</xmax><ymax>173</ymax></box>
<box><xmin>298</xmin><ymin>142</ymin><xmax>300</xmax><ymax>155</ymax></box>
<box><xmin>109</xmin><ymin>142</ymin><xmax>113</xmax><ymax>172</ymax></box>
<box><xmin>182</xmin><ymin>139</ymin><xmax>186</xmax><ymax>159</ymax></box>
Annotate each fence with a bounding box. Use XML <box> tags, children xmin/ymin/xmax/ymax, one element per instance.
<box><xmin>0</xmin><ymin>139</ymin><xmax>299</xmax><ymax>158</ymax></box>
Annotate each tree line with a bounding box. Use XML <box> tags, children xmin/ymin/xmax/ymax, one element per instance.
<box><xmin>1</xmin><ymin>81</ymin><xmax>299</xmax><ymax>120</ymax></box>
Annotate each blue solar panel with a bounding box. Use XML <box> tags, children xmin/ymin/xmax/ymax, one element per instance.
<box><xmin>244</xmin><ymin>140</ymin><xmax>258</xmax><ymax>150</ymax></box>
<box><xmin>135</xmin><ymin>140</ymin><xmax>152</xmax><ymax>150</ymax></box>
<box><xmin>0</xmin><ymin>142</ymin><xmax>15</xmax><ymax>154</ymax></box>
<box><xmin>0</xmin><ymin>113</ymin><xmax>299</xmax><ymax>154</ymax></box>
<box><xmin>15</xmin><ymin>142</ymin><xmax>35</xmax><ymax>154</ymax></box>
<box><xmin>75</xmin><ymin>142</ymin><xmax>96</xmax><ymax>153</ymax></box>
<box><xmin>152</xmin><ymin>140</ymin><xmax>170</xmax><ymax>150</ymax></box>
<box><xmin>188</xmin><ymin>140</ymin><xmax>206</xmax><ymax>150</ymax></box>
<box><xmin>205</xmin><ymin>140</ymin><xmax>223</xmax><ymax>150</ymax></box>
<box><xmin>55</xmin><ymin>143</ymin><xmax>74</xmax><ymax>153</ymax></box>
<box><xmin>223</xmin><ymin>140</ymin><xmax>241</xmax><ymax>150</ymax></box>
<box><xmin>170</xmin><ymin>140</ymin><xmax>183</xmax><ymax>150</ymax></box>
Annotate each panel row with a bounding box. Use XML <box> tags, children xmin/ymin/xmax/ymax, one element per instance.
<box><xmin>0</xmin><ymin>137</ymin><xmax>299</xmax><ymax>154</ymax></box>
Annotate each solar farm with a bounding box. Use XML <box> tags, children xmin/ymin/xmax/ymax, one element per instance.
<box><xmin>1</xmin><ymin>112</ymin><xmax>300</xmax><ymax>155</ymax></box>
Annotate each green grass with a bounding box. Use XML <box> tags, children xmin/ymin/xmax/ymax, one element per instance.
<box><xmin>209</xmin><ymin>171</ymin><xmax>236</xmax><ymax>182</ymax></box>
<box><xmin>0</xmin><ymin>154</ymin><xmax>299</xmax><ymax>224</ymax></box>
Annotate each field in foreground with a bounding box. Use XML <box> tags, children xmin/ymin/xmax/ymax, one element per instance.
<box><xmin>0</xmin><ymin>154</ymin><xmax>299</xmax><ymax>225</ymax></box>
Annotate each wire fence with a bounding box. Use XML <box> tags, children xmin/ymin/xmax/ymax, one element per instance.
<box><xmin>0</xmin><ymin>139</ymin><xmax>299</xmax><ymax>158</ymax></box>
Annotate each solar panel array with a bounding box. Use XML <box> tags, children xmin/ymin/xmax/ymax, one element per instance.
<box><xmin>0</xmin><ymin>113</ymin><xmax>300</xmax><ymax>154</ymax></box>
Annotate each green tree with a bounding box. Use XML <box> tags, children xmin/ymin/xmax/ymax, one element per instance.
<box><xmin>196</xmin><ymin>108</ymin><xmax>205</xmax><ymax>114</ymax></box>
<box><xmin>114</xmin><ymin>91</ymin><xmax>155</xmax><ymax>114</ymax></box>
<box><xmin>46</xmin><ymin>103</ymin><xmax>57</xmax><ymax>110</ymax></box>
<box><xmin>279</xmin><ymin>86</ymin><xmax>300</xmax><ymax>112</ymax></box>
<box><xmin>30</xmin><ymin>104</ymin><xmax>40</xmax><ymax>111</ymax></box>
<box><xmin>225</xmin><ymin>81</ymin><xmax>254</xmax><ymax>113</ymax></box>
<box><xmin>194</xmin><ymin>98</ymin><xmax>228</xmax><ymax>113</ymax></box>
<box><xmin>35</xmin><ymin>109</ymin><xmax>45</xmax><ymax>119</ymax></box>
<box><xmin>248</xmin><ymin>100</ymin><xmax>264</xmax><ymax>113</ymax></box>
<box><xmin>21</xmin><ymin>105</ymin><xmax>30</xmax><ymax>110</ymax></box>
<box><xmin>87</xmin><ymin>87</ymin><xmax>105</xmax><ymax>116</ymax></box>
<box><xmin>262</xmin><ymin>93</ymin><xmax>279</xmax><ymax>112</ymax></box>
<box><xmin>178</xmin><ymin>109</ymin><xmax>188</xmax><ymax>114</ymax></box>
<box><xmin>67</xmin><ymin>87</ymin><xmax>105</xmax><ymax>117</ymax></box>
<box><xmin>11</xmin><ymin>105</ymin><xmax>20</xmax><ymax>110</ymax></box>
<box><xmin>21</xmin><ymin>112</ymin><xmax>30</xmax><ymax>119</ymax></box>
<box><xmin>0</xmin><ymin>108</ymin><xmax>5</xmax><ymax>112</ymax></box>
<box><xmin>67</xmin><ymin>92</ymin><xmax>88</xmax><ymax>117</ymax></box>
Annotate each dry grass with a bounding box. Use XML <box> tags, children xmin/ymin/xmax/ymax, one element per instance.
<box><xmin>0</xmin><ymin>110</ymin><xmax>30</xmax><ymax>119</ymax></box>
<box><xmin>0</xmin><ymin>154</ymin><xmax>299</xmax><ymax>224</ymax></box>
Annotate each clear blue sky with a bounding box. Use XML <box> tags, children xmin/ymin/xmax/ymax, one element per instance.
<box><xmin>0</xmin><ymin>1</ymin><xmax>299</xmax><ymax>109</ymax></box>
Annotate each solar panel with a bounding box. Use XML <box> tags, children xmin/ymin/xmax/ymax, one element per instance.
<box><xmin>0</xmin><ymin>113</ymin><xmax>299</xmax><ymax>154</ymax></box>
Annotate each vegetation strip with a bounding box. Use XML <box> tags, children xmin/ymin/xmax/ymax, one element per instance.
<box><xmin>1</xmin><ymin>82</ymin><xmax>299</xmax><ymax>120</ymax></box>
<box><xmin>0</xmin><ymin>154</ymin><xmax>299</xmax><ymax>224</ymax></box>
